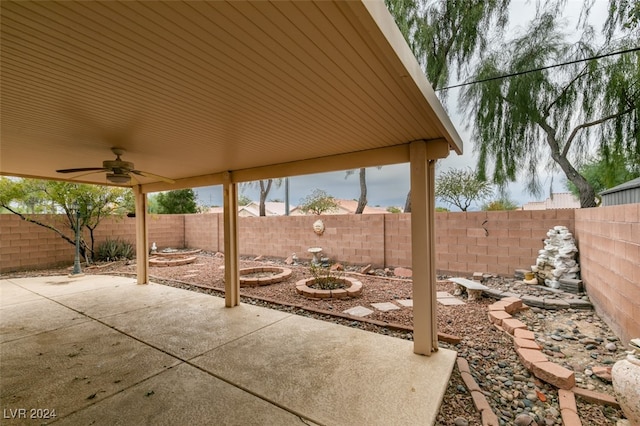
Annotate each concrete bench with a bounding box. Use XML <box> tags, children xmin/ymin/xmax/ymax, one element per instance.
<box><xmin>448</xmin><ymin>277</ymin><xmax>489</xmax><ymax>301</ymax></box>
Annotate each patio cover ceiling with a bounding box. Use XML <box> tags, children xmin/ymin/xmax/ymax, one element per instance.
<box><xmin>1</xmin><ymin>0</ymin><xmax>462</xmax><ymax>192</ymax></box>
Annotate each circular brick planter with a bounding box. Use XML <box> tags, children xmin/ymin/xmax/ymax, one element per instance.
<box><xmin>239</xmin><ymin>266</ymin><xmax>292</xmax><ymax>287</ymax></box>
<box><xmin>153</xmin><ymin>249</ymin><xmax>202</xmax><ymax>258</ymax></box>
<box><xmin>149</xmin><ymin>256</ymin><xmax>197</xmax><ymax>267</ymax></box>
<box><xmin>295</xmin><ymin>276</ymin><xmax>362</xmax><ymax>299</ymax></box>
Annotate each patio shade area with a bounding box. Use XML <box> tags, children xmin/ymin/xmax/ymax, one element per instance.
<box><xmin>0</xmin><ymin>275</ymin><xmax>457</xmax><ymax>425</ymax></box>
<box><xmin>1</xmin><ymin>0</ymin><xmax>464</xmax><ymax>355</ymax></box>
<box><xmin>0</xmin><ymin>0</ymin><xmax>462</xmax><ymax>187</ymax></box>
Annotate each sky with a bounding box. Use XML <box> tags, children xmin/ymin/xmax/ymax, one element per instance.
<box><xmin>193</xmin><ymin>0</ymin><xmax>609</xmax><ymax>211</ymax></box>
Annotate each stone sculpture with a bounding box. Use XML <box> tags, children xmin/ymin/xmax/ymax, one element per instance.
<box><xmin>533</xmin><ymin>226</ymin><xmax>580</xmax><ymax>289</ymax></box>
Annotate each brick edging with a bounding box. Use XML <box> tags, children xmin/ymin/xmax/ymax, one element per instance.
<box><xmin>485</xmin><ymin>297</ymin><xmax>621</xmax><ymax>426</ymax></box>
<box><xmin>456</xmin><ymin>357</ymin><xmax>500</xmax><ymax>426</ymax></box>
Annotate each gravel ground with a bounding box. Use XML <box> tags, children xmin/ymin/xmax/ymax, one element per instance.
<box><xmin>3</xmin><ymin>252</ymin><xmax>629</xmax><ymax>425</ymax></box>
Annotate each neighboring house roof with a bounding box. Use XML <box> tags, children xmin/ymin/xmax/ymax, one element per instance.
<box><xmin>522</xmin><ymin>193</ymin><xmax>580</xmax><ymax>210</ymax></box>
<box><xmin>208</xmin><ymin>202</ymin><xmax>295</xmax><ymax>216</ymax></box>
<box><xmin>290</xmin><ymin>199</ymin><xmax>389</xmax><ymax>215</ymax></box>
<box><xmin>239</xmin><ymin>202</ymin><xmax>294</xmax><ymax>217</ymax></box>
<box><xmin>599</xmin><ymin>177</ymin><xmax>640</xmax><ymax>206</ymax></box>
<box><xmin>599</xmin><ymin>177</ymin><xmax>640</xmax><ymax>195</ymax></box>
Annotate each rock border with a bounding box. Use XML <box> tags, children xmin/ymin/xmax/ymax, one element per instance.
<box><xmin>481</xmin><ymin>284</ymin><xmax>592</xmax><ymax>310</ymax></box>
<box><xmin>458</xmin><ymin>296</ymin><xmax>622</xmax><ymax>425</ymax></box>
<box><xmin>239</xmin><ymin>266</ymin><xmax>292</xmax><ymax>287</ymax></box>
<box><xmin>149</xmin><ymin>256</ymin><xmax>197</xmax><ymax>267</ymax></box>
<box><xmin>295</xmin><ymin>276</ymin><xmax>362</xmax><ymax>299</ymax></box>
<box><xmin>486</xmin><ymin>297</ymin><xmax>621</xmax><ymax>426</ymax></box>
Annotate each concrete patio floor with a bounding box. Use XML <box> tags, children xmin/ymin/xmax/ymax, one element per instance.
<box><xmin>0</xmin><ymin>275</ymin><xmax>456</xmax><ymax>425</ymax></box>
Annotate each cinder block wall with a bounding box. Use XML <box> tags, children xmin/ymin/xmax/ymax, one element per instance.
<box><xmin>0</xmin><ymin>214</ymin><xmax>75</xmax><ymax>271</ymax></box>
<box><xmin>147</xmin><ymin>215</ymin><xmax>185</xmax><ymax>249</ymax></box>
<box><xmin>434</xmin><ymin>209</ymin><xmax>575</xmax><ymax>276</ymax></box>
<box><xmin>1</xmin><ymin>210</ymin><xmax>574</xmax><ymax>273</ymax></box>
<box><xmin>575</xmin><ymin>204</ymin><xmax>640</xmax><ymax>345</ymax></box>
<box><xmin>0</xmin><ymin>214</ymin><xmax>186</xmax><ymax>272</ymax></box>
<box><xmin>383</xmin><ymin>214</ymin><xmax>412</xmax><ymax>267</ymax></box>
<box><xmin>185</xmin><ymin>214</ymin><xmax>219</xmax><ymax>252</ymax></box>
<box><xmin>238</xmin><ymin>214</ymin><xmax>386</xmax><ymax>266</ymax></box>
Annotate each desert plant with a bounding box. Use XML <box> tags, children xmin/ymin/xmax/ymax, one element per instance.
<box><xmin>95</xmin><ymin>238</ymin><xmax>134</xmax><ymax>262</ymax></box>
<box><xmin>309</xmin><ymin>262</ymin><xmax>345</xmax><ymax>290</ymax></box>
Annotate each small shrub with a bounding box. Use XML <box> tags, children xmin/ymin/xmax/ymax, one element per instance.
<box><xmin>309</xmin><ymin>263</ymin><xmax>345</xmax><ymax>290</ymax></box>
<box><xmin>96</xmin><ymin>238</ymin><xmax>134</xmax><ymax>262</ymax></box>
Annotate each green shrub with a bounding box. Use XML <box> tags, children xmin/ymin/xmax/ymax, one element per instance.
<box><xmin>96</xmin><ymin>238</ymin><xmax>134</xmax><ymax>262</ymax></box>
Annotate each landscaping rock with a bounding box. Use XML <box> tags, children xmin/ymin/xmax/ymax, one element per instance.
<box><xmin>592</xmin><ymin>366</ymin><xmax>612</xmax><ymax>382</ymax></box>
<box><xmin>360</xmin><ymin>264</ymin><xmax>372</xmax><ymax>274</ymax></box>
<box><xmin>393</xmin><ymin>267</ymin><xmax>412</xmax><ymax>278</ymax></box>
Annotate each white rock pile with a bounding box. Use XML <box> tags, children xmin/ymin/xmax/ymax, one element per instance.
<box><xmin>533</xmin><ymin>226</ymin><xmax>580</xmax><ymax>289</ymax></box>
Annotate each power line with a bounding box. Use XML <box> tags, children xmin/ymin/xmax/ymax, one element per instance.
<box><xmin>436</xmin><ymin>46</ymin><xmax>640</xmax><ymax>91</ymax></box>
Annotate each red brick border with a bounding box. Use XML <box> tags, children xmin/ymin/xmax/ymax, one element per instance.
<box><xmin>149</xmin><ymin>256</ymin><xmax>197</xmax><ymax>267</ymax></box>
<box><xmin>486</xmin><ymin>296</ymin><xmax>621</xmax><ymax>425</ymax></box>
<box><xmin>239</xmin><ymin>267</ymin><xmax>292</xmax><ymax>287</ymax></box>
<box><xmin>295</xmin><ymin>276</ymin><xmax>362</xmax><ymax>299</ymax></box>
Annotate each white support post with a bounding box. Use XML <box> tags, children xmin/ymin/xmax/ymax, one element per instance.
<box><xmin>410</xmin><ymin>140</ymin><xmax>449</xmax><ymax>355</ymax></box>
<box><xmin>223</xmin><ymin>172</ymin><xmax>240</xmax><ymax>307</ymax></box>
<box><xmin>133</xmin><ymin>185</ymin><xmax>149</xmax><ymax>285</ymax></box>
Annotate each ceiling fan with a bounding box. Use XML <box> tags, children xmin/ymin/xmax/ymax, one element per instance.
<box><xmin>56</xmin><ymin>148</ymin><xmax>175</xmax><ymax>184</ymax></box>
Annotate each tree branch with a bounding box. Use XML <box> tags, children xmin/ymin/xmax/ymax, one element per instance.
<box><xmin>543</xmin><ymin>64</ymin><xmax>589</xmax><ymax>118</ymax></box>
<box><xmin>561</xmin><ymin>107</ymin><xmax>635</xmax><ymax>158</ymax></box>
<box><xmin>1</xmin><ymin>204</ymin><xmax>76</xmax><ymax>246</ymax></box>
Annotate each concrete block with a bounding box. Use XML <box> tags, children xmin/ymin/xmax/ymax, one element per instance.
<box><xmin>567</xmin><ymin>298</ymin><xmax>593</xmax><ymax>309</ymax></box>
<box><xmin>460</xmin><ymin>371</ymin><xmax>481</xmax><ymax>392</ymax></box>
<box><xmin>544</xmin><ymin>298</ymin><xmax>570</xmax><ymax>310</ymax></box>
<box><xmin>517</xmin><ymin>348</ymin><xmax>548</xmax><ymax>370</ymax></box>
<box><xmin>571</xmin><ymin>387</ymin><xmax>620</xmax><ymax>407</ymax></box>
<box><xmin>456</xmin><ymin>357</ymin><xmax>470</xmax><ymax>373</ymax></box>
<box><xmin>514</xmin><ymin>337</ymin><xmax>541</xmax><ymax>350</ymax></box>
<box><xmin>481</xmin><ymin>409</ymin><xmax>500</xmax><ymax>426</ymax></box>
<box><xmin>521</xmin><ymin>295</ymin><xmax>545</xmax><ymax>308</ymax></box>
<box><xmin>500</xmin><ymin>296</ymin><xmax>523</xmax><ymax>311</ymax></box>
<box><xmin>488</xmin><ymin>310</ymin><xmax>512</xmax><ymax>326</ymax></box>
<box><xmin>560</xmin><ymin>408</ymin><xmax>582</xmax><ymax>426</ymax></box>
<box><xmin>514</xmin><ymin>328</ymin><xmax>536</xmax><ymax>340</ymax></box>
<box><xmin>487</xmin><ymin>302</ymin><xmax>509</xmax><ymax>311</ymax></box>
<box><xmin>558</xmin><ymin>389</ymin><xmax>577</xmax><ymax>413</ymax></box>
<box><xmin>532</xmin><ymin>361</ymin><xmax>575</xmax><ymax>390</ymax></box>
<box><xmin>470</xmin><ymin>390</ymin><xmax>492</xmax><ymax>413</ymax></box>
<box><xmin>501</xmin><ymin>318</ymin><xmax>528</xmax><ymax>335</ymax></box>
<box><xmin>482</xmin><ymin>288</ymin><xmax>504</xmax><ymax>299</ymax></box>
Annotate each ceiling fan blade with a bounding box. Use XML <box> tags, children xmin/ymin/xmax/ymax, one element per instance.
<box><xmin>56</xmin><ymin>167</ymin><xmax>107</xmax><ymax>173</ymax></box>
<box><xmin>68</xmin><ymin>170</ymin><xmax>111</xmax><ymax>179</ymax></box>
<box><xmin>131</xmin><ymin>170</ymin><xmax>176</xmax><ymax>184</ymax></box>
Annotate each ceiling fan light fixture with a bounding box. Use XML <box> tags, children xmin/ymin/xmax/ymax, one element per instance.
<box><xmin>107</xmin><ymin>173</ymin><xmax>131</xmax><ymax>184</ymax></box>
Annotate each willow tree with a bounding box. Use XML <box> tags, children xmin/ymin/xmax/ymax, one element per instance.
<box><xmin>461</xmin><ymin>10</ymin><xmax>639</xmax><ymax>207</ymax></box>
<box><xmin>385</xmin><ymin>0</ymin><xmax>511</xmax><ymax>212</ymax></box>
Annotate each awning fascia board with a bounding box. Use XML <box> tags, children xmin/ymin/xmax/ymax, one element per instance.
<box><xmin>139</xmin><ymin>141</ymin><xmax>439</xmax><ymax>194</ymax></box>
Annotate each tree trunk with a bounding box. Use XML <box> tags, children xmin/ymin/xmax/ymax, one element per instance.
<box><xmin>403</xmin><ymin>190</ymin><xmax>411</xmax><ymax>213</ymax></box>
<box><xmin>355</xmin><ymin>168</ymin><xmax>367</xmax><ymax>214</ymax></box>
<box><xmin>259</xmin><ymin>180</ymin><xmax>272</xmax><ymax>216</ymax></box>
<box><xmin>546</xmin><ymin>135</ymin><xmax>597</xmax><ymax>208</ymax></box>
<box><xmin>569</xmin><ymin>170</ymin><xmax>597</xmax><ymax>208</ymax></box>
